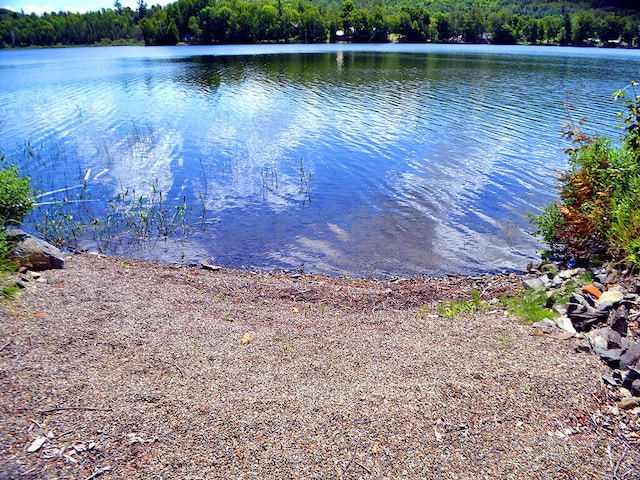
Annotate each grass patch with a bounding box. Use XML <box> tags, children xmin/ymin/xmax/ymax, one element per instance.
<box><xmin>1</xmin><ymin>283</ymin><xmax>20</xmax><ymax>299</ymax></box>
<box><xmin>501</xmin><ymin>289</ymin><xmax>557</xmax><ymax>325</ymax></box>
<box><xmin>437</xmin><ymin>289</ymin><xmax>487</xmax><ymax>317</ymax></box>
<box><xmin>496</xmin><ymin>334</ymin><xmax>513</xmax><ymax>349</ymax></box>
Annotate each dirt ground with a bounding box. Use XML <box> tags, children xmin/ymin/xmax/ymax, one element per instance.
<box><xmin>1</xmin><ymin>253</ymin><xmax>638</xmax><ymax>479</ymax></box>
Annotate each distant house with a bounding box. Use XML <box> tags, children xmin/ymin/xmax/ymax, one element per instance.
<box><xmin>604</xmin><ymin>39</ymin><xmax>626</xmax><ymax>48</ymax></box>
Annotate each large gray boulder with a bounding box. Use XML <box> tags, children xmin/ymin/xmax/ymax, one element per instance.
<box><xmin>4</xmin><ymin>228</ymin><xmax>65</xmax><ymax>271</ymax></box>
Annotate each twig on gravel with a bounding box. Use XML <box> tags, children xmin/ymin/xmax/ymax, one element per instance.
<box><xmin>354</xmin><ymin>460</ymin><xmax>371</xmax><ymax>475</ymax></box>
<box><xmin>0</xmin><ymin>339</ymin><xmax>12</xmax><ymax>352</ymax></box>
<box><xmin>38</xmin><ymin>406</ymin><xmax>113</xmax><ymax>415</ymax></box>
<box><xmin>160</xmin><ymin>359</ymin><xmax>185</xmax><ymax>378</ymax></box>
<box><xmin>611</xmin><ymin>444</ymin><xmax>629</xmax><ymax>480</ymax></box>
<box><xmin>342</xmin><ymin>448</ymin><xmax>358</xmax><ymax>477</ymax></box>
<box><xmin>84</xmin><ymin>465</ymin><xmax>112</xmax><ymax>480</ymax></box>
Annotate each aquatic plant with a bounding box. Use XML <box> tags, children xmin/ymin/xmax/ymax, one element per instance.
<box><xmin>299</xmin><ymin>157</ymin><xmax>312</xmax><ymax>204</ymax></box>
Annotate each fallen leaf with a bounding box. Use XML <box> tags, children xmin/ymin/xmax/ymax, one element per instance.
<box><xmin>26</xmin><ymin>437</ymin><xmax>46</xmax><ymax>453</ymax></box>
<box><xmin>291</xmin><ymin>307</ymin><xmax>299</xmax><ymax>313</ymax></box>
<box><xmin>241</xmin><ymin>332</ymin><xmax>252</xmax><ymax>344</ymax></box>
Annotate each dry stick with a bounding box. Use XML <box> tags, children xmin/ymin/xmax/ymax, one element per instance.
<box><xmin>612</xmin><ymin>445</ymin><xmax>629</xmax><ymax>480</ymax></box>
<box><xmin>160</xmin><ymin>359</ymin><xmax>185</xmax><ymax>378</ymax></box>
<box><xmin>39</xmin><ymin>406</ymin><xmax>112</xmax><ymax>415</ymax></box>
<box><xmin>84</xmin><ymin>466</ymin><xmax>112</xmax><ymax>480</ymax></box>
<box><xmin>171</xmin><ymin>363</ymin><xmax>185</xmax><ymax>378</ymax></box>
<box><xmin>342</xmin><ymin>448</ymin><xmax>357</xmax><ymax>476</ymax></box>
<box><xmin>354</xmin><ymin>460</ymin><xmax>371</xmax><ymax>475</ymax></box>
<box><xmin>0</xmin><ymin>339</ymin><xmax>12</xmax><ymax>352</ymax></box>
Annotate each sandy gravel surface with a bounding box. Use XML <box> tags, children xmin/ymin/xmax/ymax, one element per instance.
<box><xmin>1</xmin><ymin>254</ymin><xmax>638</xmax><ymax>479</ymax></box>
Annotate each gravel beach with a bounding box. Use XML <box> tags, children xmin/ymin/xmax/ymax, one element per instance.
<box><xmin>1</xmin><ymin>253</ymin><xmax>638</xmax><ymax>479</ymax></box>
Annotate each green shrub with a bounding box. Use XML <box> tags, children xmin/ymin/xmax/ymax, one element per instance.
<box><xmin>0</xmin><ymin>159</ymin><xmax>34</xmax><ymax>273</ymax></box>
<box><xmin>532</xmin><ymin>82</ymin><xmax>640</xmax><ymax>267</ymax></box>
<box><xmin>0</xmin><ymin>163</ymin><xmax>34</xmax><ymax>227</ymax></box>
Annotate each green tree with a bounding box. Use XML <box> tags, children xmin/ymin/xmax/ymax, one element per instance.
<box><xmin>572</xmin><ymin>12</ymin><xmax>596</xmax><ymax>45</ymax></box>
<box><xmin>137</xmin><ymin>0</ymin><xmax>147</xmax><ymax>21</ymax></box>
<box><xmin>187</xmin><ymin>15</ymin><xmax>201</xmax><ymax>41</ymax></box>
<box><xmin>300</xmin><ymin>6</ymin><xmax>327</xmax><ymax>43</ymax></box>
<box><xmin>462</xmin><ymin>7</ymin><xmax>486</xmax><ymax>43</ymax></box>
<box><xmin>398</xmin><ymin>5</ymin><xmax>430</xmax><ymax>42</ymax></box>
<box><xmin>523</xmin><ymin>17</ymin><xmax>540</xmax><ymax>44</ymax></box>
<box><xmin>541</xmin><ymin>15</ymin><xmax>562</xmax><ymax>43</ymax></box>
<box><xmin>488</xmin><ymin>10</ymin><xmax>516</xmax><ymax>44</ymax></box>
<box><xmin>433</xmin><ymin>12</ymin><xmax>452</xmax><ymax>42</ymax></box>
<box><xmin>559</xmin><ymin>13</ymin><xmax>572</xmax><ymax>45</ymax></box>
<box><xmin>340</xmin><ymin>0</ymin><xmax>355</xmax><ymax>38</ymax></box>
<box><xmin>598</xmin><ymin>14</ymin><xmax>626</xmax><ymax>42</ymax></box>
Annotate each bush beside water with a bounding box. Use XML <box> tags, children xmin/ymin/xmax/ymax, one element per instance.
<box><xmin>0</xmin><ymin>157</ymin><xmax>34</xmax><ymax>287</ymax></box>
<box><xmin>532</xmin><ymin>82</ymin><xmax>640</xmax><ymax>269</ymax></box>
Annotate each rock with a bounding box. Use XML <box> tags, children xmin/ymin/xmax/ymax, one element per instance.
<box><xmin>554</xmin><ymin>316</ymin><xmax>576</xmax><ymax>335</ymax></box>
<box><xmin>555</xmin><ymin>331</ymin><xmax>575</xmax><ymax>341</ymax></box>
<box><xmin>622</xmin><ymin>368</ymin><xmax>640</xmax><ymax>390</ymax></box>
<box><xmin>601</xmin><ymin>328</ymin><xmax>622</xmax><ymax>349</ymax></box>
<box><xmin>619</xmin><ymin>387</ymin><xmax>632</xmax><ymax>398</ymax></box>
<box><xmin>26</xmin><ymin>437</ymin><xmax>47</xmax><ymax>453</ymax></box>
<box><xmin>598</xmin><ymin>289</ymin><xmax>624</xmax><ymax>308</ymax></box>
<box><xmin>570</xmin><ymin>291</ymin><xmax>595</xmax><ymax>308</ymax></box>
<box><xmin>618</xmin><ymin>397</ymin><xmax>640</xmax><ymax>410</ymax></box>
<box><xmin>592</xmin><ymin>281</ymin><xmax>606</xmax><ymax>293</ymax></box>
<box><xmin>523</xmin><ymin>277</ymin><xmax>547</xmax><ymax>291</ymax></box>
<box><xmin>5</xmin><ymin>229</ymin><xmax>64</xmax><ymax>271</ymax></box>
<box><xmin>570</xmin><ymin>307</ymin><xmax>609</xmax><ymax>332</ymax></box>
<box><xmin>550</xmin><ymin>275</ymin><xmax>564</xmax><ymax>288</ymax></box>
<box><xmin>566</xmin><ymin>301</ymin><xmax>588</xmax><ymax>316</ymax></box>
<box><xmin>593</xmin><ymin>273</ymin><xmax>609</xmax><ymax>285</ymax></box>
<box><xmin>632</xmin><ymin>380</ymin><xmax>640</xmax><ymax>397</ymax></box>
<box><xmin>600</xmin><ymin>349</ymin><xmax>622</xmax><ymax>369</ymax></box>
<box><xmin>602</xmin><ymin>328</ymin><xmax>622</xmax><ymax>349</ymax></box>
<box><xmin>531</xmin><ymin>318</ymin><xmax>556</xmax><ymax>334</ymax></box>
<box><xmin>608</xmin><ymin>304</ymin><xmax>628</xmax><ymax>337</ymax></box>
<box><xmin>552</xmin><ymin>303</ymin><xmax>567</xmax><ymax>316</ymax></box>
<box><xmin>620</xmin><ymin>341</ymin><xmax>640</xmax><ymax>370</ymax></box>
<box><xmin>588</xmin><ymin>334</ymin><xmax>609</xmax><ymax>355</ymax></box>
<box><xmin>558</xmin><ymin>268</ymin><xmax>581</xmax><ymax>280</ymax></box>
<box><xmin>581</xmin><ymin>284</ymin><xmax>602</xmax><ymax>299</ymax></box>
<box><xmin>201</xmin><ymin>263</ymin><xmax>222</xmax><ymax>272</ymax></box>
<box><xmin>576</xmin><ymin>338</ymin><xmax>593</xmax><ymax>353</ymax></box>
<box><xmin>602</xmin><ymin>375</ymin><xmax>621</xmax><ymax>386</ymax></box>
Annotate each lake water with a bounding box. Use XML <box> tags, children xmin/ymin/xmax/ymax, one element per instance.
<box><xmin>2</xmin><ymin>44</ymin><xmax>640</xmax><ymax>277</ymax></box>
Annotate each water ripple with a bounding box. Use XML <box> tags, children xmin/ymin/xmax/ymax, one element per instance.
<box><xmin>2</xmin><ymin>45</ymin><xmax>640</xmax><ymax>276</ymax></box>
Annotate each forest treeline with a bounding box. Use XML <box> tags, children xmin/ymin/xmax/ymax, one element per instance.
<box><xmin>1</xmin><ymin>0</ymin><xmax>639</xmax><ymax>48</ymax></box>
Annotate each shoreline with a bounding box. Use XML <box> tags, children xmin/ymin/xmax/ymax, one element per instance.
<box><xmin>1</xmin><ymin>252</ymin><xmax>638</xmax><ymax>478</ymax></box>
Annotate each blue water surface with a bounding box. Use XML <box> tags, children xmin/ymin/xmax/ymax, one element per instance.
<box><xmin>1</xmin><ymin>44</ymin><xmax>639</xmax><ymax>276</ymax></box>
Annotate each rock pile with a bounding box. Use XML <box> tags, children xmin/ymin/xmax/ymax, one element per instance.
<box><xmin>527</xmin><ymin>264</ymin><xmax>640</xmax><ymax>406</ymax></box>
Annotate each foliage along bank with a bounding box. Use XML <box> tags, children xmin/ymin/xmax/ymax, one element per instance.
<box><xmin>532</xmin><ymin>82</ymin><xmax>640</xmax><ymax>269</ymax></box>
<box><xmin>1</xmin><ymin>0</ymin><xmax>640</xmax><ymax>48</ymax></box>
